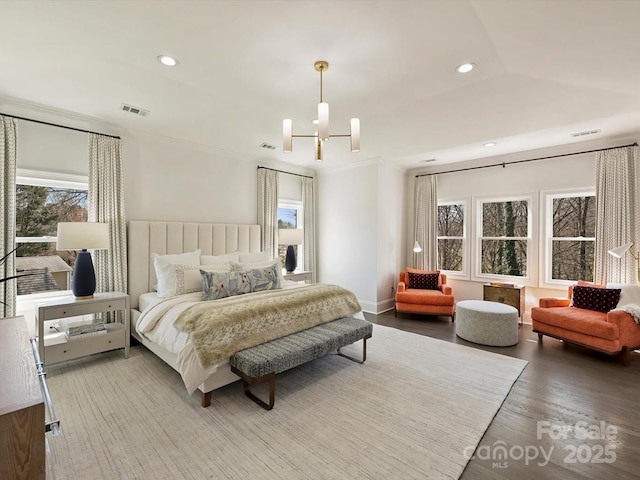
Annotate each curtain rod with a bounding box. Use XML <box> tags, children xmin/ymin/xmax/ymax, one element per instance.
<box><xmin>257</xmin><ymin>165</ymin><xmax>314</xmax><ymax>179</ymax></box>
<box><xmin>415</xmin><ymin>142</ymin><xmax>638</xmax><ymax>178</ymax></box>
<box><xmin>0</xmin><ymin>112</ymin><xmax>121</xmax><ymax>140</ymax></box>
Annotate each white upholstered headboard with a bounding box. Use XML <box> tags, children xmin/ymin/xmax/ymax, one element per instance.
<box><xmin>127</xmin><ymin>221</ymin><xmax>261</xmax><ymax>310</ymax></box>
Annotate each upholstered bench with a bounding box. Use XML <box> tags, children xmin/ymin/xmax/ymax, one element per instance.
<box><xmin>455</xmin><ymin>300</ymin><xmax>519</xmax><ymax>347</ymax></box>
<box><xmin>230</xmin><ymin>317</ymin><xmax>373</xmax><ymax>410</ymax></box>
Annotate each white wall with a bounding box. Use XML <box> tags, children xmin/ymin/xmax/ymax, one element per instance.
<box><xmin>16</xmin><ymin>120</ymin><xmax>88</xmax><ymax>175</ymax></box>
<box><xmin>122</xmin><ymin>136</ymin><xmax>257</xmax><ymax>224</ymax></box>
<box><xmin>376</xmin><ymin>163</ymin><xmax>404</xmax><ymax>312</ymax></box>
<box><xmin>317</xmin><ymin>163</ymin><xmax>378</xmax><ymax>312</ymax></box>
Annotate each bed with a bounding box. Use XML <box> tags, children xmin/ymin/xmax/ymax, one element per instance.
<box><xmin>127</xmin><ymin>221</ymin><xmax>362</xmax><ymax>407</ymax></box>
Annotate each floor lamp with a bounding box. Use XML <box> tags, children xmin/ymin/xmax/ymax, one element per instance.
<box><xmin>413</xmin><ymin>241</ymin><xmax>422</xmax><ymax>269</ymax></box>
<box><xmin>608</xmin><ymin>242</ymin><xmax>640</xmax><ymax>283</ymax></box>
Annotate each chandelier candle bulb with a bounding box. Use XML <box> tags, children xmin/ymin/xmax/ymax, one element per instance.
<box><xmin>315</xmin><ymin>133</ymin><xmax>323</xmax><ymax>161</ymax></box>
<box><xmin>318</xmin><ymin>102</ymin><xmax>329</xmax><ymax>141</ymax></box>
<box><xmin>283</xmin><ymin>119</ymin><xmax>293</xmax><ymax>152</ymax></box>
<box><xmin>351</xmin><ymin>118</ymin><xmax>360</xmax><ymax>152</ymax></box>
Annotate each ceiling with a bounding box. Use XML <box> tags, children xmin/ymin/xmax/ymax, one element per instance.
<box><xmin>2</xmin><ymin>0</ymin><xmax>640</xmax><ymax>171</ymax></box>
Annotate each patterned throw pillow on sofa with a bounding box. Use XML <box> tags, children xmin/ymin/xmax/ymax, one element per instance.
<box><xmin>571</xmin><ymin>285</ymin><xmax>621</xmax><ymax>313</ymax></box>
<box><xmin>407</xmin><ymin>272</ymin><xmax>440</xmax><ymax>290</ymax></box>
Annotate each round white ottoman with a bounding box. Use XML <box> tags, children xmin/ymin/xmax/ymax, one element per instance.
<box><xmin>455</xmin><ymin>300</ymin><xmax>519</xmax><ymax>347</ymax></box>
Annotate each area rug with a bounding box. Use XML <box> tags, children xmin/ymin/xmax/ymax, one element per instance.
<box><xmin>45</xmin><ymin>324</ymin><xmax>527</xmax><ymax>480</ymax></box>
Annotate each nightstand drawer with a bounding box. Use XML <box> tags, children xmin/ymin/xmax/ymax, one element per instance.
<box><xmin>44</xmin><ymin>324</ymin><xmax>125</xmax><ymax>364</ymax></box>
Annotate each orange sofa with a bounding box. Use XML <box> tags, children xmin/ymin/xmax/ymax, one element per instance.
<box><xmin>531</xmin><ymin>284</ymin><xmax>640</xmax><ymax>366</ymax></box>
<box><xmin>395</xmin><ymin>269</ymin><xmax>455</xmax><ymax>320</ymax></box>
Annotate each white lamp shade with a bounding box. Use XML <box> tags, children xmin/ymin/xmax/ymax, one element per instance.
<box><xmin>283</xmin><ymin>119</ymin><xmax>293</xmax><ymax>152</ymax></box>
<box><xmin>57</xmin><ymin>222</ymin><xmax>109</xmax><ymax>250</ymax></box>
<box><xmin>278</xmin><ymin>228</ymin><xmax>304</xmax><ymax>246</ymax></box>
<box><xmin>608</xmin><ymin>242</ymin><xmax>633</xmax><ymax>258</ymax></box>
<box><xmin>413</xmin><ymin>241</ymin><xmax>422</xmax><ymax>253</ymax></box>
<box><xmin>350</xmin><ymin>118</ymin><xmax>360</xmax><ymax>152</ymax></box>
<box><xmin>317</xmin><ymin>102</ymin><xmax>329</xmax><ymax>141</ymax></box>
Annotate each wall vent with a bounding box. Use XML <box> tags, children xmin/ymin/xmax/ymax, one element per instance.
<box><xmin>570</xmin><ymin>129</ymin><xmax>600</xmax><ymax>137</ymax></box>
<box><xmin>120</xmin><ymin>103</ymin><xmax>150</xmax><ymax>117</ymax></box>
<box><xmin>421</xmin><ymin>158</ymin><xmax>437</xmax><ymax>163</ymax></box>
<box><xmin>259</xmin><ymin>142</ymin><xmax>277</xmax><ymax>150</ymax></box>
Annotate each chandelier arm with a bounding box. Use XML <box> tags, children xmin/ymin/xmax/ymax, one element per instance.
<box><xmin>291</xmin><ymin>134</ymin><xmax>320</xmax><ymax>138</ymax></box>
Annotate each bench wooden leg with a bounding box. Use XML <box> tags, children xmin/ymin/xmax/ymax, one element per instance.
<box><xmin>231</xmin><ymin>366</ymin><xmax>276</xmax><ymax>410</ymax></box>
<box><xmin>337</xmin><ymin>334</ymin><xmax>371</xmax><ymax>364</ymax></box>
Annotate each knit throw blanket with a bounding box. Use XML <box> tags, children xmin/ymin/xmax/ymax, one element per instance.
<box><xmin>173</xmin><ymin>284</ymin><xmax>362</xmax><ymax>369</ymax></box>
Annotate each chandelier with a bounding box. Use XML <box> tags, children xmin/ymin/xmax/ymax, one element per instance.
<box><xmin>283</xmin><ymin>60</ymin><xmax>360</xmax><ymax>161</ymax></box>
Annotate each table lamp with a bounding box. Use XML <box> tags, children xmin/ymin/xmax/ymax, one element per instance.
<box><xmin>57</xmin><ymin>222</ymin><xmax>109</xmax><ymax>298</ymax></box>
<box><xmin>278</xmin><ymin>228</ymin><xmax>304</xmax><ymax>273</ymax></box>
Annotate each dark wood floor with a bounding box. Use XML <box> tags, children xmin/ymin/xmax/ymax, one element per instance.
<box><xmin>364</xmin><ymin>311</ymin><xmax>640</xmax><ymax>479</ymax></box>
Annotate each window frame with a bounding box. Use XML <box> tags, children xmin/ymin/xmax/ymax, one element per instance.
<box><xmin>436</xmin><ymin>197</ymin><xmax>469</xmax><ymax>280</ymax></box>
<box><xmin>540</xmin><ymin>188</ymin><xmax>595</xmax><ymax>289</ymax></box>
<box><xmin>473</xmin><ymin>193</ymin><xmax>538</xmax><ymax>287</ymax></box>
<box><xmin>15</xmin><ymin>169</ymin><xmax>89</xmax><ymax>298</ymax></box>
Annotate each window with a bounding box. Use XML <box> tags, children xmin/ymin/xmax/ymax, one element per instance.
<box><xmin>544</xmin><ymin>191</ymin><xmax>595</xmax><ymax>284</ymax></box>
<box><xmin>15</xmin><ymin>171</ymin><xmax>88</xmax><ymax>296</ymax></box>
<box><xmin>437</xmin><ymin>200</ymin><xmax>467</xmax><ymax>276</ymax></box>
<box><xmin>477</xmin><ymin>196</ymin><xmax>532</xmax><ymax>279</ymax></box>
<box><xmin>277</xmin><ymin>201</ymin><xmax>303</xmax><ymax>267</ymax></box>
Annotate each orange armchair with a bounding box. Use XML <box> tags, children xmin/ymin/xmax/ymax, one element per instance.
<box><xmin>395</xmin><ymin>269</ymin><xmax>455</xmax><ymax>320</ymax></box>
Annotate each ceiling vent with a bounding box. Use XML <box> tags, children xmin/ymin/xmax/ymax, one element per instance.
<box><xmin>421</xmin><ymin>158</ymin><xmax>437</xmax><ymax>163</ymax></box>
<box><xmin>120</xmin><ymin>103</ymin><xmax>150</xmax><ymax>117</ymax></box>
<box><xmin>570</xmin><ymin>129</ymin><xmax>600</xmax><ymax>138</ymax></box>
<box><xmin>259</xmin><ymin>142</ymin><xmax>277</xmax><ymax>150</ymax></box>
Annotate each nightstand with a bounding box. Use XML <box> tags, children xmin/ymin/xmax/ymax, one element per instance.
<box><xmin>283</xmin><ymin>270</ymin><xmax>313</xmax><ymax>284</ymax></box>
<box><xmin>35</xmin><ymin>292</ymin><xmax>130</xmax><ymax>365</ymax></box>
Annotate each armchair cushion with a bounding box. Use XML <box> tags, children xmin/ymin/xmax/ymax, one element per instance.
<box><xmin>407</xmin><ymin>271</ymin><xmax>439</xmax><ymax>290</ymax></box>
<box><xmin>571</xmin><ymin>285</ymin><xmax>621</xmax><ymax>313</ymax></box>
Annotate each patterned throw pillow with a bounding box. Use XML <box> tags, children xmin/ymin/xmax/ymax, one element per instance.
<box><xmin>407</xmin><ymin>272</ymin><xmax>440</xmax><ymax>290</ymax></box>
<box><xmin>201</xmin><ymin>270</ymin><xmax>251</xmax><ymax>301</ymax></box>
<box><xmin>571</xmin><ymin>285</ymin><xmax>621</xmax><ymax>313</ymax></box>
<box><xmin>244</xmin><ymin>263</ymin><xmax>281</xmax><ymax>292</ymax></box>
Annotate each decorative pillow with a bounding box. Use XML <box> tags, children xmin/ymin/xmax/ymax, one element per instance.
<box><xmin>238</xmin><ymin>251</ymin><xmax>271</xmax><ymax>263</ymax></box>
<box><xmin>231</xmin><ymin>258</ymin><xmax>285</xmax><ymax>286</ymax></box>
<box><xmin>406</xmin><ymin>268</ymin><xmax>441</xmax><ymax>288</ymax></box>
<box><xmin>152</xmin><ymin>250</ymin><xmax>201</xmax><ymax>297</ymax></box>
<box><xmin>173</xmin><ymin>264</ymin><xmax>232</xmax><ymax>297</ymax></box>
<box><xmin>571</xmin><ymin>285</ymin><xmax>621</xmax><ymax>313</ymax></box>
<box><xmin>606</xmin><ymin>282</ymin><xmax>640</xmax><ymax>308</ymax></box>
<box><xmin>407</xmin><ymin>272</ymin><xmax>440</xmax><ymax>290</ymax></box>
<box><xmin>200</xmin><ymin>252</ymin><xmax>240</xmax><ymax>265</ymax></box>
<box><xmin>243</xmin><ymin>263</ymin><xmax>282</xmax><ymax>292</ymax></box>
<box><xmin>201</xmin><ymin>270</ymin><xmax>252</xmax><ymax>301</ymax></box>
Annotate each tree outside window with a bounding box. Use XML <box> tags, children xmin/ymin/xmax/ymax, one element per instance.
<box><xmin>481</xmin><ymin>199</ymin><xmax>528</xmax><ymax>276</ymax></box>
<box><xmin>15</xmin><ymin>183</ymin><xmax>88</xmax><ymax>295</ymax></box>
<box><xmin>437</xmin><ymin>203</ymin><xmax>464</xmax><ymax>272</ymax></box>
<box><xmin>549</xmin><ymin>194</ymin><xmax>595</xmax><ymax>282</ymax></box>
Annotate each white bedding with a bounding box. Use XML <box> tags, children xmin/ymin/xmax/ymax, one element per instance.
<box><xmin>135</xmin><ymin>280</ymin><xmax>330</xmax><ymax>393</ymax></box>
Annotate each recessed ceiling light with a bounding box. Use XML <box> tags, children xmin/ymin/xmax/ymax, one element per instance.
<box><xmin>456</xmin><ymin>62</ymin><xmax>476</xmax><ymax>73</ymax></box>
<box><xmin>483</xmin><ymin>142</ymin><xmax>497</xmax><ymax>147</ymax></box>
<box><xmin>158</xmin><ymin>55</ymin><xmax>178</xmax><ymax>67</ymax></box>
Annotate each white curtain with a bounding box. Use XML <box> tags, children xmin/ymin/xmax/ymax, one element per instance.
<box><xmin>594</xmin><ymin>146</ymin><xmax>638</xmax><ymax>284</ymax></box>
<box><xmin>0</xmin><ymin>116</ymin><xmax>17</xmax><ymax>317</ymax></box>
<box><xmin>257</xmin><ymin>168</ymin><xmax>279</xmax><ymax>258</ymax></box>
<box><xmin>414</xmin><ymin>175</ymin><xmax>438</xmax><ymax>270</ymax></box>
<box><xmin>88</xmin><ymin>133</ymin><xmax>127</xmax><ymax>294</ymax></box>
<box><xmin>302</xmin><ymin>177</ymin><xmax>316</xmax><ymax>280</ymax></box>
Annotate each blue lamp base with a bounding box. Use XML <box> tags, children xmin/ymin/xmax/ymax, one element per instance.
<box><xmin>284</xmin><ymin>245</ymin><xmax>297</xmax><ymax>273</ymax></box>
<box><xmin>72</xmin><ymin>250</ymin><xmax>97</xmax><ymax>299</ymax></box>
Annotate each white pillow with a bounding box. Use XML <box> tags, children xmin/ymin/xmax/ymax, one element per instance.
<box><xmin>174</xmin><ymin>264</ymin><xmax>232</xmax><ymax>297</ymax></box>
<box><xmin>238</xmin><ymin>251</ymin><xmax>271</xmax><ymax>263</ymax></box>
<box><xmin>231</xmin><ymin>258</ymin><xmax>285</xmax><ymax>286</ymax></box>
<box><xmin>200</xmin><ymin>252</ymin><xmax>240</xmax><ymax>265</ymax></box>
<box><xmin>152</xmin><ymin>250</ymin><xmax>201</xmax><ymax>297</ymax></box>
<box><xmin>606</xmin><ymin>282</ymin><xmax>640</xmax><ymax>308</ymax></box>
